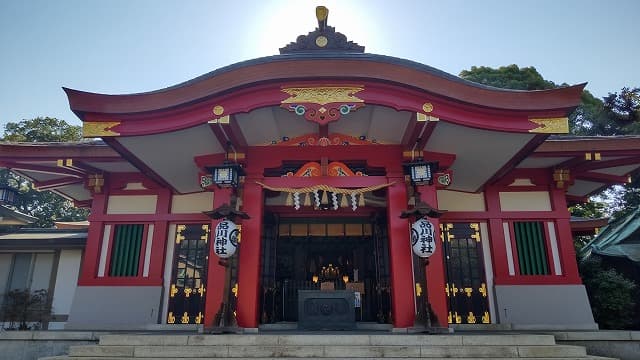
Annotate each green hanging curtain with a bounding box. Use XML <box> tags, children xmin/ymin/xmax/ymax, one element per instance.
<box><xmin>110</xmin><ymin>224</ymin><xmax>144</xmax><ymax>277</ymax></box>
<box><xmin>514</xmin><ymin>222</ymin><xmax>549</xmax><ymax>276</ymax></box>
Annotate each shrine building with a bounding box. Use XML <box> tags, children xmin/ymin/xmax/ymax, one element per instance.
<box><xmin>3</xmin><ymin>7</ymin><xmax>640</xmax><ymax>331</ymax></box>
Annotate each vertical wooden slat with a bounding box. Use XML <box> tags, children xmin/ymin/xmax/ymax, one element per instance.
<box><xmin>529</xmin><ymin>222</ymin><xmax>539</xmax><ymax>274</ymax></box>
<box><xmin>123</xmin><ymin>225</ymin><xmax>133</xmax><ymax>276</ymax></box>
<box><xmin>111</xmin><ymin>226</ymin><xmax>123</xmax><ymax>276</ymax></box>
<box><xmin>523</xmin><ymin>222</ymin><xmax>535</xmax><ymax>274</ymax></box>
<box><xmin>534</xmin><ymin>222</ymin><xmax>549</xmax><ymax>275</ymax></box>
<box><xmin>514</xmin><ymin>223</ymin><xmax>524</xmax><ymax>275</ymax></box>
<box><xmin>131</xmin><ymin>225</ymin><xmax>142</xmax><ymax>276</ymax></box>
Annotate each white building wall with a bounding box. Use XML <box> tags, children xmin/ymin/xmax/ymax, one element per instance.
<box><xmin>30</xmin><ymin>253</ymin><xmax>55</xmax><ymax>292</ymax></box>
<box><xmin>499</xmin><ymin>191</ymin><xmax>551</xmax><ymax>211</ymax></box>
<box><xmin>437</xmin><ymin>190</ymin><xmax>486</xmax><ymax>211</ymax></box>
<box><xmin>171</xmin><ymin>192</ymin><xmax>213</xmax><ymax>213</ymax></box>
<box><xmin>107</xmin><ymin>195</ymin><xmax>158</xmax><ymax>214</ymax></box>
<box><xmin>49</xmin><ymin>249</ymin><xmax>82</xmax><ymax>329</ymax></box>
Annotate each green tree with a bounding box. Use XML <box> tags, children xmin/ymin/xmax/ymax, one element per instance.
<box><xmin>459</xmin><ymin>65</ymin><xmax>640</xmax><ymax>219</ymax></box>
<box><xmin>1</xmin><ymin>118</ymin><xmax>88</xmax><ymax>227</ymax></box>
<box><xmin>579</xmin><ymin>256</ymin><xmax>637</xmax><ymax>329</ymax></box>
<box><xmin>3</xmin><ymin>117</ymin><xmax>82</xmax><ymax>142</ymax></box>
<box><xmin>459</xmin><ymin>65</ymin><xmax>556</xmax><ymax>90</ymax></box>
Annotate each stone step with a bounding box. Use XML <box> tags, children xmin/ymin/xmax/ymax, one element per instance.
<box><xmin>67</xmin><ymin>344</ymin><xmax>588</xmax><ymax>358</ymax></box>
<box><xmin>97</xmin><ymin>334</ymin><xmax>557</xmax><ymax>346</ymax></box>
<box><xmin>40</xmin><ymin>357</ymin><xmax>618</xmax><ymax>360</ymax></box>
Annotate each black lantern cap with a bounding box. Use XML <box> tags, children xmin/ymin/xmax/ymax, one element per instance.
<box><xmin>400</xmin><ymin>201</ymin><xmax>446</xmax><ymax>219</ymax></box>
<box><xmin>203</xmin><ymin>203</ymin><xmax>250</xmax><ymax>220</ymax></box>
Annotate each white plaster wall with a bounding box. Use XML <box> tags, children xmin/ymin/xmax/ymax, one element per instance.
<box><xmin>51</xmin><ymin>249</ymin><xmax>82</xmax><ymax>317</ymax></box>
<box><xmin>0</xmin><ymin>253</ymin><xmax>12</xmax><ymax>295</ymax></box>
<box><xmin>107</xmin><ymin>195</ymin><xmax>158</xmax><ymax>214</ymax></box>
<box><xmin>171</xmin><ymin>192</ymin><xmax>213</xmax><ymax>214</ymax></box>
<box><xmin>437</xmin><ymin>190</ymin><xmax>486</xmax><ymax>211</ymax></box>
<box><xmin>499</xmin><ymin>191</ymin><xmax>551</xmax><ymax>211</ymax></box>
<box><xmin>30</xmin><ymin>253</ymin><xmax>54</xmax><ymax>291</ymax></box>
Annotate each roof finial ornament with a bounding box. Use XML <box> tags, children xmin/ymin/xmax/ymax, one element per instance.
<box><xmin>316</xmin><ymin>6</ymin><xmax>328</xmax><ymax>31</ymax></box>
<box><xmin>279</xmin><ymin>6</ymin><xmax>364</xmax><ymax>54</ymax></box>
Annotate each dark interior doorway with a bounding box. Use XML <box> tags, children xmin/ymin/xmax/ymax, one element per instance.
<box><xmin>260</xmin><ymin>216</ymin><xmax>391</xmax><ymax>324</ymax></box>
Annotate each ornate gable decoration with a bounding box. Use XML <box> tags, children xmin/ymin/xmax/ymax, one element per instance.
<box><xmin>279</xmin><ymin>6</ymin><xmax>364</xmax><ymax>54</ymax></box>
<box><xmin>280</xmin><ymin>86</ymin><xmax>365</xmax><ymax>125</ymax></box>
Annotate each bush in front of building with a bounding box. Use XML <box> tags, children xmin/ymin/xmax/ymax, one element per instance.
<box><xmin>0</xmin><ymin>289</ymin><xmax>51</xmax><ymax>330</ymax></box>
<box><xmin>580</xmin><ymin>256</ymin><xmax>638</xmax><ymax>329</ymax></box>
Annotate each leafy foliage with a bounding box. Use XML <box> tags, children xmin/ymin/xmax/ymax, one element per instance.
<box><xmin>1</xmin><ymin>117</ymin><xmax>88</xmax><ymax>227</ymax></box>
<box><xmin>579</xmin><ymin>256</ymin><xmax>637</xmax><ymax>329</ymax></box>
<box><xmin>1</xmin><ymin>289</ymin><xmax>52</xmax><ymax>330</ymax></box>
<box><xmin>459</xmin><ymin>64</ymin><xmax>556</xmax><ymax>90</ymax></box>
<box><xmin>460</xmin><ymin>65</ymin><xmax>640</xmax><ymax>219</ymax></box>
<box><xmin>3</xmin><ymin>117</ymin><xmax>82</xmax><ymax>142</ymax></box>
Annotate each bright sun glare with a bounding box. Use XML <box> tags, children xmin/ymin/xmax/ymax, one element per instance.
<box><xmin>243</xmin><ymin>1</ymin><xmax>381</xmax><ymax>58</ymax></box>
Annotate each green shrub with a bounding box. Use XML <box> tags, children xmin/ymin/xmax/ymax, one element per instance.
<box><xmin>580</xmin><ymin>257</ymin><xmax>637</xmax><ymax>329</ymax></box>
<box><xmin>1</xmin><ymin>289</ymin><xmax>52</xmax><ymax>330</ymax></box>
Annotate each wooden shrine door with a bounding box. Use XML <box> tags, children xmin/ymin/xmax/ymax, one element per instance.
<box><xmin>441</xmin><ymin>222</ymin><xmax>491</xmax><ymax>325</ymax></box>
<box><xmin>167</xmin><ymin>224</ymin><xmax>210</xmax><ymax>324</ymax></box>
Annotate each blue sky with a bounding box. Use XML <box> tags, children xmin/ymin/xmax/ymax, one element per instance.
<box><xmin>1</xmin><ymin>0</ymin><xmax>639</xmax><ymax>129</ymax></box>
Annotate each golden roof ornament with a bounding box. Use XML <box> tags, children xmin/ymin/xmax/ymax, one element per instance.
<box><xmin>279</xmin><ymin>6</ymin><xmax>364</xmax><ymax>54</ymax></box>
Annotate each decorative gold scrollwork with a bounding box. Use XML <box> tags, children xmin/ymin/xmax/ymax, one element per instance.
<box><xmin>454</xmin><ymin>312</ymin><xmax>462</xmax><ymax>324</ymax></box>
<box><xmin>184</xmin><ymin>288</ymin><xmax>193</xmax><ymax>298</ymax></box>
<box><xmin>197</xmin><ymin>284</ymin><xmax>206</xmax><ymax>296</ymax></box>
<box><xmin>482</xmin><ymin>311</ymin><xmax>491</xmax><ymax>324</ymax></box>
<box><xmin>464</xmin><ymin>287</ymin><xmax>473</xmax><ymax>297</ymax></box>
<box><xmin>201</xmin><ymin>224</ymin><xmax>210</xmax><ymax>242</ymax></box>
<box><xmin>232</xmin><ymin>283</ymin><xmax>239</xmax><ymax>298</ymax></box>
<box><xmin>415</xmin><ymin>283</ymin><xmax>422</xmax><ymax>297</ymax></box>
<box><xmin>467</xmin><ymin>312</ymin><xmax>477</xmax><ymax>324</ymax></box>
<box><xmin>445</xmin><ymin>284</ymin><xmax>450</xmax><ymax>297</ymax></box>
<box><xmin>176</xmin><ymin>225</ymin><xmax>186</xmax><ymax>244</ymax></box>
<box><xmin>167</xmin><ymin>312</ymin><xmax>176</xmax><ymax>324</ymax></box>
<box><xmin>451</xmin><ymin>283</ymin><xmax>459</xmax><ymax>297</ymax></box>
<box><xmin>529</xmin><ymin>117</ymin><xmax>569</xmax><ymax>134</ymax></box>
<box><xmin>281</xmin><ymin>86</ymin><xmax>364</xmax><ymax>105</ymax></box>
<box><xmin>181</xmin><ymin>312</ymin><xmax>190</xmax><ymax>324</ymax></box>
<box><xmin>195</xmin><ymin>312</ymin><xmax>203</xmax><ymax>324</ymax></box>
<box><xmin>448</xmin><ymin>311</ymin><xmax>453</xmax><ymax>324</ymax></box>
<box><xmin>479</xmin><ymin>283</ymin><xmax>487</xmax><ymax>297</ymax></box>
<box><xmin>170</xmin><ymin>284</ymin><xmax>178</xmax><ymax>298</ymax></box>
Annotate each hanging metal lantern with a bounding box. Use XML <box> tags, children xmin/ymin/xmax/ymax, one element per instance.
<box><xmin>0</xmin><ymin>185</ymin><xmax>19</xmax><ymax>206</ymax></box>
<box><xmin>404</xmin><ymin>160</ymin><xmax>438</xmax><ymax>185</ymax></box>
<box><xmin>208</xmin><ymin>161</ymin><xmax>244</xmax><ymax>188</ymax></box>
<box><xmin>411</xmin><ymin>218</ymin><xmax>436</xmax><ymax>258</ymax></box>
<box><xmin>214</xmin><ymin>219</ymin><xmax>239</xmax><ymax>258</ymax></box>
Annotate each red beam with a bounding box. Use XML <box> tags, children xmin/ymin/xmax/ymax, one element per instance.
<box><xmin>415</xmin><ymin>121</ymin><xmax>439</xmax><ymax>151</ymax></box>
<box><xmin>483</xmin><ymin>134</ymin><xmax>548</xmax><ymax>190</ymax></box>
<box><xmin>258</xmin><ymin>176</ymin><xmax>392</xmax><ymax>189</ymax></box>
<box><xmin>575</xmin><ymin>171</ymin><xmax>630</xmax><ymax>184</ymax></box>
<box><xmin>401</xmin><ymin>113</ymin><xmax>420</xmax><ymax>147</ymax></box>
<box><xmin>572</xmin><ymin>157</ymin><xmax>640</xmax><ymax>173</ymax></box>
<box><xmin>0</xmin><ymin>161</ymin><xmax>84</xmax><ymax>178</ymax></box>
<box><xmin>33</xmin><ymin>176</ymin><xmax>84</xmax><ymax>190</ymax></box>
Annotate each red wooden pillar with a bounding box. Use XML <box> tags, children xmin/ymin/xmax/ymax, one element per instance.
<box><xmin>78</xmin><ymin>193</ymin><xmax>108</xmax><ymax>285</ymax></box>
<box><xmin>417</xmin><ymin>184</ymin><xmax>448</xmax><ymax>326</ymax></box>
<box><xmin>386</xmin><ymin>178</ymin><xmax>414</xmax><ymax>328</ymax></box>
<box><xmin>484</xmin><ymin>186</ymin><xmax>510</xmax><ymax>284</ymax></box>
<box><xmin>204</xmin><ymin>188</ymin><xmax>232</xmax><ymax>327</ymax></box>
<box><xmin>236</xmin><ymin>179</ymin><xmax>264</xmax><ymax>328</ymax></box>
<box><xmin>149</xmin><ymin>188</ymin><xmax>171</xmax><ymax>283</ymax></box>
<box><xmin>550</xmin><ymin>187</ymin><xmax>581</xmax><ymax>284</ymax></box>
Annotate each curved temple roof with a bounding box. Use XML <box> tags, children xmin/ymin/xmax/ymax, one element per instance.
<box><xmin>64</xmin><ymin>52</ymin><xmax>585</xmax><ymax>117</ymax></box>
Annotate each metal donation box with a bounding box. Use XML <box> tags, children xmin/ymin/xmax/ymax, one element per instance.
<box><xmin>298</xmin><ymin>290</ymin><xmax>356</xmax><ymax>330</ymax></box>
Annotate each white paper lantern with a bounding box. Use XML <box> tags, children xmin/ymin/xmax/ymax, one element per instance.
<box><xmin>411</xmin><ymin>218</ymin><xmax>436</xmax><ymax>258</ymax></box>
<box><xmin>214</xmin><ymin>220</ymin><xmax>239</xmax><ymax>258</ymax></box>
